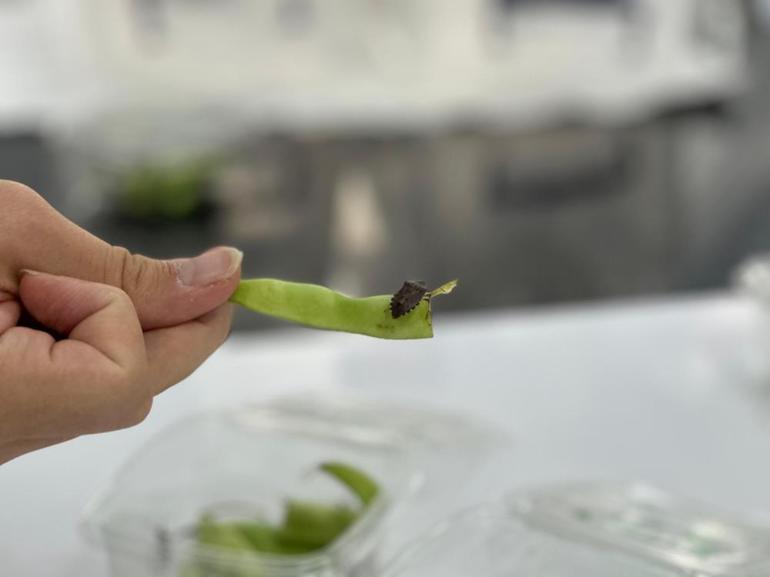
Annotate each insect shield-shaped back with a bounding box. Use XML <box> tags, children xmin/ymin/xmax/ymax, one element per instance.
<box><xmin>390</xmin><ymin>281</ymin><xmax>428</xmax><ymax>319</ymax></box>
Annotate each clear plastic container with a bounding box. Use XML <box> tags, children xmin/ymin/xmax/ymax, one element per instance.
<box><xmin>512</xmin><ymin>482</ymin><xmax>770</xmax><ymax>576</ymax></box>
<box><xmin>82</xmin><ymin>394</ymin><xmax>504</xmax><ymax>577</ymax></box>
<box><xmin>383</xmin><ymin>482</ymin><xmax>770</xmax><ymax>577</ymax></box>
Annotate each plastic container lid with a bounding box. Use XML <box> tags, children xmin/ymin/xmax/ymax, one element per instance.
<box><xmin>383</xmin><ymin>482</ymin><xmax>770</xmax><ymax>577</ymax></box>
<box><xmin>512</xmin><ymin>482</ymin><xmax>770</xmax><ymax>576</ymax></box>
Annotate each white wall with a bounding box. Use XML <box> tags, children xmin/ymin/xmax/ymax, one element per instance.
<box><xmin>0</xmin><ymin>0</ymin><xmax>750</xmax><ymax>132</ymax></box>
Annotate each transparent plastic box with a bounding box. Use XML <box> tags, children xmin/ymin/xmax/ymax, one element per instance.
<box><xmin>81</xmin><ymin>394</ymin><xmax>504</xmax><ymax>577</ymax></box>
<box><xmin>383</xmin><ymin>482</ymin><xmax>770</xmax><ymax>577</ymax></box>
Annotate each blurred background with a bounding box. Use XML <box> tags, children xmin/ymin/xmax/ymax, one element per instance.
<box><xmin>1</xmin><ymin>0</ymin><xmax>768</xmax><ymax>329</ymax></box>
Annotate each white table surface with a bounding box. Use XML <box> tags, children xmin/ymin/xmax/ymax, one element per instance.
<box><xmin>3</xmin><ymin>291</ymin><xmax>770</xmax><ymax>576</ymax></box>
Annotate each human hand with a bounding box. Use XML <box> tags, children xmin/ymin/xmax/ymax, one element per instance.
<box><xmin>0</xmin><ymin>181</ymin><xmax>242</xmax><ymax>463</ymax></box>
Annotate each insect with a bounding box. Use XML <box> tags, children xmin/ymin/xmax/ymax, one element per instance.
<box><xmin>389</xmin><ymin>280</ymin><xmax>429</xmax><ymax>319</ymax></box>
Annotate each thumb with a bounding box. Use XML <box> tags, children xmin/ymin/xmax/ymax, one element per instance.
<box><xmin>1</xmin><ymin>182</ymin><xmax>242</xmax><ymax>330</ymax></box>
<box><xmin>103</xmin><ymin>246</ymin><xmax>243</xmax><ymax>330</ymax></box>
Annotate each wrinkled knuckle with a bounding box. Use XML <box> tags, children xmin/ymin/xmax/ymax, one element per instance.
<box><xmin>107</xmin><ymin>246</ymin><xmax>163</xmax><ymax>297</ymax></box>
<box><xmin>106</xmin><ymin>246</ymin><xmax>132</xmax><ymax>290</ymax></box>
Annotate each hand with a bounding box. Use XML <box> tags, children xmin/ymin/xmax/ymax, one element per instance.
<box><xmin>0</xmin><ymin>181</ymin><xmax>242</xmax><ymax>463</ymax></box>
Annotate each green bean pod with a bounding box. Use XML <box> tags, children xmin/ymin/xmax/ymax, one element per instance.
<box><xmin>319</xmin><ymin>462</ymin><xmax>380</xmax><ymax>506</ymax></box>
<box><xmin>230</xmin><ymin>279</ymin><xmax>457</xmax><ymax>340</ymax></box>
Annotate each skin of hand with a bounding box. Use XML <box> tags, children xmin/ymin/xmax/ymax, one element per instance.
<box><xmin>0</xmin><ymin>180</ymin><xmax>242</xmax><ymax>464</ymax></box>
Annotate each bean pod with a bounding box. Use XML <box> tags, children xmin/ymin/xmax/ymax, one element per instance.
<box><xmin>230</xmin><ymin>279</ymin><xmax>457</xmax><ymax>340</ymax></box>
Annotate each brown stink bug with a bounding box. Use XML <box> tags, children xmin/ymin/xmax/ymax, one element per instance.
<box><xmin>390</xmin><ymin>280</ymin><xmax>429</xmax><ymax>319</ymax></box>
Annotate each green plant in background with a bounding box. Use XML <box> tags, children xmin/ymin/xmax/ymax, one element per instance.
<box><xmin>231</xmin><ymin>279</ymin><xmax>458</xmax><ymax>339</ymax></box>
<box><xmin>117</xmin><ymin>160</ymin><xmax>215</xmax><ymax>222</ymax></box>
<box><xmin>181</xmin><ymin>462</ymin><xmax>381</xmax><ymax>577</ymax></box>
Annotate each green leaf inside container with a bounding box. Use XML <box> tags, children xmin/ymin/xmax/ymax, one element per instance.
<box><xmin>189</xmin><ymin>461</ymin><xmax>381</xmax><ymax>568</ymax></box>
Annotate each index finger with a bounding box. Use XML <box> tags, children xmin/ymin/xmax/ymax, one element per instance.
<box><xmin>18</xmin><ymin>272</ymin><xmax>145</xmax><ymax>370</ymax></box>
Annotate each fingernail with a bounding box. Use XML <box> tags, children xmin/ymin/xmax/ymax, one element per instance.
<box><xmin>176</xmin><ymin>247</ymin><xmax>243</xmax><ymax>287</ymax></box>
